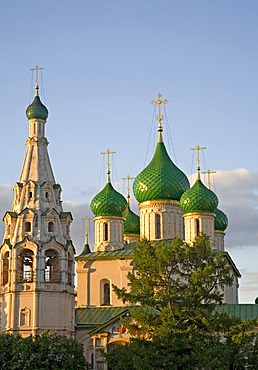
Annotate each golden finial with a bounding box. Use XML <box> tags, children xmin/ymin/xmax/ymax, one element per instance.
<box><xmin>122</xmin><ymin>175</ymin><xmax>136</xmax><ymax>207</ymax></box>
<box><xmin>100</xmin><ymin>149</ymin><xmax>116</xmax><ymax>183</ymax></box>
<box><xmin>82</xmin><ymin>216</ymin><xmax>91</xmax><ymax>245</ymax></box>
<box><xmin>31</xmin><ymin>65</ymin><xmax>44</xmax><ymax>96</ymax></box>
<box><xmin>151</xmin><ymin>93</ymin><xmax>169</xmax><ymax>139</ymax></box>
<box><xmin>202</xmin><ymin>169</ymin><xmax>216</xmax><ymax>189</ymax></box>
<box><xmin>190</xmin><ymin>144</ymin><xmax>206</xmax><ymax>179</ymax></box>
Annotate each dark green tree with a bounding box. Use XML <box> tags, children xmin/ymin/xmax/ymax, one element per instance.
<box><xmin>105</xmin><ymin>235</ymin><xmax>258</xmax><ymax>369</ymax></box>
<box><xmin>0</xmin><ymin>331</ymin><xmax>89</xmax><ymax>370</ymax></box>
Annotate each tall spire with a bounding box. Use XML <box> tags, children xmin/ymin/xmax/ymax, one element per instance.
<box><xmin>101</xmin><ymin>149</ymin><xmax>116</xmax><ymax>183</ymax></box>
<box><xmin>190</xmin><ymin>144</ymin><xmax>206</xmax><ymax>180</ymax></box>
<box><xmin>151</xmin><ymin>92</ymin><xmax>169</xmax><ymax>142</ymax></box>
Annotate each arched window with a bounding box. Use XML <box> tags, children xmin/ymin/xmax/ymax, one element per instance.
<box><xmin>101</xmin><ymin>279</ymin><xmax>111</xmax><ymax>305</ymax></box>
<box><xmin>18</xmin><ymin>249</ymin><xmax>34</xmax><ymax>282</ymax></box>
<box><xmin>25</xmin><ymin>222</ymin><xmax>31</xmax><ymax>232</ymax></box>
<box><xmin>68</xmin><ymin>252</ymin><xmax>73</xmax><ymax>285</ymax></box>
<box><xmin>44</xmin><ymin>249</ymin><xmax>60</xmax><ymax>282</ymax></box>
<box><xmin>3</xmin><ymin>251</ymin><xmax>9</xmax><ymax>285</ymax></box>
<box><xmin>103</xmin><ymin>222</ymin><xmax>108</xmax><ymax>241</ymax></box>
<box><xmin>195</xmin><ymin>219</ymin><xmax>200</xmax><ymax>236</ymax></box>
<box><xmin>155</xmin><ymin>213</ymin><xmax>161</xmax><ymax>239</ymax></box>
<box><xmin>48</xmin><ymin>222</ymin><xmax>54</xmax><ymax>232</ymax></box>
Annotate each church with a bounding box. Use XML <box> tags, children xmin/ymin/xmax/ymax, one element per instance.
<box><xmin>0</xmin><ymin>73</ymin><xmax>257</xmax><ymax>370</ymax></box>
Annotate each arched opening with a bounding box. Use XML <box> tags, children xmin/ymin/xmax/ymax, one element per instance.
<box><xmin>155</xmin><ymin>213</ymin><xmax>161</xmax><ymax>239</ymax></box>
<box><xmin>101</xmin><ymin>279</ymin><xmax>111</xmax><ymax>305</ymax></box>
<box><xmin>44</xmin><ymin>249</ymin><xmax>60</xmax><ymax>282</ymax></box>
<box><xmin>25</xmin><ymin>222</ymin><xmax>31</xmax><ymax>232</ymax></box>
<box><xmin>103</xmin><ymin>222</ymin><xmax>108</xmax><ymax>241</ymax></box>
<box><xmin>48</xmin><ymin>221</ymin><xmax>54</xmax><ymax>232</ymax></box>
<box><xmin>18</xmin><ymin>249</ymin><xmax>34</xmax><ymax>282</ymax></box>
<box><xmin>195</xmin><ymin>219</ymin><xmax>200</xmax><ymax>236</ymax></box>
<box><xmin>3</xmin><ymin>251</ymin><xmax>9</xmax><ymax>285</ymax></box>
<box><xmin>68</xmin><ymin>252</ymin><xmax>73</xmax><ymax>285</ymax></box>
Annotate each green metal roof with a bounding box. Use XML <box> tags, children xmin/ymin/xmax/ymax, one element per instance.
<box><xmin>60</xmin><ymin>211</ymin><xmax>73</xmax><ymax>220</ymax></box>
<box><xmin>90</xmin><ymin>182</ymin><xmax>127</xmax><ymax>217</ymax></box>
<box><xmin>133</xmin><ymin>141</ymin><xmax>189</xmax><ymax>202</ymax></box>
<box><xmin>215</xmin><ymin>304</ymin><xmax>258</xmax><ymax>320</ymax></box>
<box><xmin>180</xmin><ymin>179</ymin><xmax>218</xmax><ymax>214</ymax></box>
<box><xmin>124</xmin><ymin>206</ymin><xmax>140</xmax><ymax>235</ymax></box>
<box><xmin>75</xmin><ymin>306</ymin><xmax>129</xmax><ymax>330</ymax></box>
<box><xmin>215</xmin><ymin>208</ymin><xmax>228</xmax><ymax>231</ymax></box>
<box><xmin>75</xmin><ymin>243</ymin><xmax>136</xmax><ymax>261</ymax></box>
<box><xmin>26</xmin><ymin>95</ymin><xmax>48</xmax><ymax>121</ymax></box>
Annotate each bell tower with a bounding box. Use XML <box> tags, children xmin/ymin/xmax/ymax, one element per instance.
<box><xmin>0</xmin><ymin>67</ymin><xmax>75</xmax><ymax>336</ymax></box>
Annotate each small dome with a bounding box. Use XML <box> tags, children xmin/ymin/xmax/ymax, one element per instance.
<box><xmin>124</xmin><ymin>206</ymin><xmax>140</xmax><ymax>235</ymax></box>
<box><xmin>180</xmin><ymin>179</ymin><xmax>218</xmax><ymax>214</ymax></box>
<box><xmin>90</xmin><ymin>182</ymin><xmax>127</xmax><ymax>217</ymax></box>
<box><xmin>214</xmin><ymin>208</ymin><xmax>228</xmax><ymax>231</ymax></box>
<box><xmin>133</xmin><ymin>141</ymin><xmax>190</xmax><ymax>202</ymax></box>
<box><xmin>26</xmin><ymin>95</ymin><xmax>48</xmax><ymax>121</ymax></box>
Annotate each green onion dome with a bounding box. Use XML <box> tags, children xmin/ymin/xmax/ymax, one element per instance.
<box><xmin>180</xmin><ymin>179</ymin><xmax>218</xmax><ymax>214</ymax></box>
<box><xmin>214</xmin><ymin>208</ymin><xmax>228</xmax><ymax>231</ymax></box>
<box><xmin>26</xmin><ymin>95</ymin><xmax>48</xmax><ymax>121</ymax></box>
<box><xmin>133</xmin><ymin>141</ymin><xmax>190</xmax><ymax>202</ymax></box>
<box><xmin>90</xmin><ymin>182</ymin><xmax>127</xmax><ymax>217</ymax></box>
<box><xmin>124</xmin><ymin>206</ymin><xmax>140</xmax><ymax>235</ymax></box>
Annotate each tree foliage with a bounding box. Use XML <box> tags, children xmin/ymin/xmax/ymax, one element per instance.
<box><xmin>0</xmin><ymin>331</ymin><xmax>89</xmax><ymax>370</ymax></box>
<box><xmin>105</xmin><ymin>235</ymin><xmax>258</xmax><ymax>369</ymax></box>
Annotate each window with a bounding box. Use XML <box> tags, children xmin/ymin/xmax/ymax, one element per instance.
<box><xmin>101</xmin><ymin>279</ymin><xmax>111</xmax><ymax>305</ymax></box>
<box><xmin>20</xmin><ymin>308</ymin><xmax>30</xmax><ymax>326</ymax></box>
<box><xmin>155</xmin><ymin>213</ymin><xmax>161</xmax><ymax>239</ymax></box>
<box><xmin>45</xmin><ymin>192</ymin><xmax>48</xmax><ymax>199</ymax></box>
<box><xmin>25</xmin><ymin>222</ymin><xmax>31</xmax><ymax>232</ymax></box>
<box><xmin>195</xmin><ymin>219</ymin><xmax>200</xmax><ymax>236</ymax></box>
<box><xmin>3</xmin><ymin>252</ymin><xmax>9</xmax><ymax>285</ymax></box>
<box><xmin>103</xmin><ymin>222</ymin><xmax>108</xmax><ymax>241</ymax></box>
<box><xmin>18</xmin><ymin>249</ymin><xmax>34</xmax><ymax>282</ymax></box>
<box><xmin>44</xmin><ymin>249</ymin><xmax>60</xmax><ymax>282</ymax></box>
<box><xmin>29</xmin><ymin>191</ymin><xmax>32</xmax><ymax>199</ymax></box>
<box><xmin>48</xmin><ymin>222</ymin><xmax>54</xmax><ymax>232</ymax></box>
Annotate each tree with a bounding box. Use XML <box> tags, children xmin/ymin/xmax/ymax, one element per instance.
<box><xmin>105</xmin><ymin>235</ymin><xmax>258</xmax><ymax>369</ymax></box>
<box><xmin>0</xmin><ymin>331</ymin><xmax>89</xmax><ymax>370</ymax></box>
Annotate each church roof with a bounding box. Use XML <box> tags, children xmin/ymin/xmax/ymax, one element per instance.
<box><xmin>124</xmin><ymin>206</ymin><xmax>140</xmax><ymax>235</ymax></box>
<box><xmin>215</xmin><ymin>208</ymin><xmax>228</xmax><ymax>231</ymax></box>
<box><xmin>75</xmin><ymin>243</ymin><xmax>135</xmax><ymax>261</ymax></box>
<box><xmin>75</xmin><ymin>304</ymin><xmax>258</xmax><ymax>332</ymax></box>
<box><xmin>26</xmin><ymin>92</ymin><xmax>48</xmax><ymax>121</ymax></box>
<box><xmin>90</xmin><ymin>182</ymin><xmax>127</xmax><ymax>218</ymax></box>
<box><xmin>75</xmin><ymin>306</ymin><xmax>129</xmax><ymax>330</ymax></box>
<box><xmin>215</xmin><ymin>304</ymin><xmax>258</xmax><ymax>320</ymax></box>
<box><xmin>133</xmin><ymin>141</ymin><xmax>189</xmax><ymax>202</ymax></box>
<box><xmin>180</xmin><ymin>179</ymin><xmax>218</xmax><ymax>214</ymax></box>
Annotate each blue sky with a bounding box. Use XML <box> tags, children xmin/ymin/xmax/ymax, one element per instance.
<box><xmin>0</xmin><ymin>0</ymin><xmax>258</xmax><ymax>303</ymax></box>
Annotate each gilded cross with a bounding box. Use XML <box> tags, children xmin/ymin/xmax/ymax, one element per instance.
<box><xmin>100</xmin><ymin>149</ymin><xmax>116</xmax><ymax>181</ymax></box>
<box><xmin>31</xmin><ymin>65</ymin><xmax>44</xmax><ymax>85</ymax></box>
<box><xmin>122</xmin><ymin>175</ymin><xmax>136</xmax><ymax>206</ymax></box>
<box><xmin>190</xmin><ymin>144</ymin><xmax>206</xmax><ymax>178</ymax></box>
<box><xmin>151</xmin><ymin>92</ymin><xmax>169</xmax><ymax>131</ymax></box>
<box><xmin>202</xmin><ymin>169</ymin><xmax>216</xmax><ymax>189</ymax></box>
